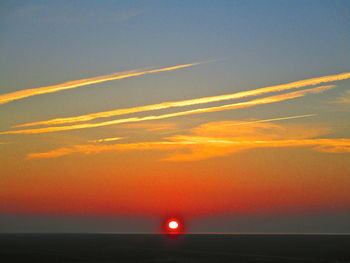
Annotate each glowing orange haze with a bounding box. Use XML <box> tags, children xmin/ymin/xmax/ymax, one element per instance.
<box><xmin>1</xmin><ymin>162</ymin><xmax>349</xmax><ymax>217</ymax></box>
<box><xmin>1</xmin><ymin>67</ymin><xmax>349</xmax><ymax>219</ymax></box>
<box><xmin>2</xmin><ymin>120</ymin><xmax>349</xmax><ymax>218</ymax></box>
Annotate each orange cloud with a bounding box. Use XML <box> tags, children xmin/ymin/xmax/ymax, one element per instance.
<box><xmin>26</xmin><ymin>141</ymin><xmax>185</xmax><ymax>159</ymax></box>
<box><xmin>190</xmin><ymin>119</ymin><xmax>329</xmax><ymax>140</ymax></box>
<box><xmin>1</xmin><ymin>85</ymin><xmax>335</xmax><ymax>135</ymax></box>
<box><xmin>168</xmin><ymin>138</ymin><xmax>350</xmax><ymax>161</ymax></box>
<box><xmin>0</xmin><ymin>62</ymin><xmax>202</xmax><ymax>105</ymax></box>
<box><xmin>88</xmin><ymin>137</ymin><xmax>124</xmax><ymax>143</ymax></box>
<box><xmin>26</xmin><ymin>116</ymin><xmax>350</xmax><ymax>161</ymax></box>
<box><xmin>16</xmin><ymin>71</ymin><xmax>350</xmax><ymax>128</ymax></box>
<box><xmin>160</xmin><ymin>120</ymin><xmax>331</xmax><ymax>161</ymax></box>
<box><xmin>160</xmin><ymin>120</ymin><xmax>334</xmax><ymax>160</ymax></box>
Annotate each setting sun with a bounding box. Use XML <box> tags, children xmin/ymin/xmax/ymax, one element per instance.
<box><xmin>168</xmin><ymin>220</ymin><xmax>179</xmax><ymax>230</ymax></box>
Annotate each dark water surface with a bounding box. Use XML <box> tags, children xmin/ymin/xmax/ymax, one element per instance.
<box><xmin>0</xmin><ymin>234</ymin><xmax>349</xmax><ymax>262</ymax></box>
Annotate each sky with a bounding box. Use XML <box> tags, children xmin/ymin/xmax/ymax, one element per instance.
<box><xmin>0</xmin><ymin>0</ymin><xmax>349</xmax><ymax>233</ymax></box>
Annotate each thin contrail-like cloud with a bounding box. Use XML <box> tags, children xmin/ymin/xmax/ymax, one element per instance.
<box><xmin>17</xmin><ymin>72</ymin><xmax>350</xmax><ymax>128</ymax></box>
<box><xmin>0</xmin><ymin>85</ymin><xmax>334</xmax><ymax>135</ymax></box>
<box><xmin>0</xmin><ymin>62</ymin><xmax>203</xmax><ymax>105</ymax></box>
<box><xmin>228</xmin><ymin>114</ymin><xmax>317</xmax><ymax>126</ymax></box>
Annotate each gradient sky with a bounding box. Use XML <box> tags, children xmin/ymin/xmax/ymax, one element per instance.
<box><xmin>1</xmin><ymin>0</ymin><xmax>350</xmax><ymax>233</ymax></box>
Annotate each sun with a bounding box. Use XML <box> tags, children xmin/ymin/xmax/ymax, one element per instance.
<box><xmin>168</xmin><ymin>220</ymin><xmax>179</xmax><ymax>230</ymax></box>
<box><xmin>163</xmin><ymin>218</ymin><xmax>183</xmax><ymax>234</ymax></box>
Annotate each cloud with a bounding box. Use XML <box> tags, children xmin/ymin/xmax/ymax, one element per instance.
<box><xmin>219</xmin><ymin>114</ymin><xmax>317</xmax><ymax>126</ymax></box>
<box><xmin>162</xmin><ymin>120</ymin><xmax>333</xmax><ymax>161</ymax></box>
<box><xmin>314</xmin><ymin>143</ymin><xmax>350</xmax><ymax>153</ymax></box>
<box><xmin>335</xmin><ymin>90</ymin><xmax>350</xmax><ymax>104</ymax></box>
<box><xmin>0</xmin><ymin>62</ymin><xmax>202</xmax><ymax>105</ymax></box>
<box><xmin>189</xmin><ymin>119</ymin><xmax>329</xmax><ymax>140</ymax></box>
<box><xmin>161</xmin><ymin>138</ymin><xmax>350</xmax><ymax>161</ymax></box>
<box><xmin>88</xmin><ymin>137</ymin><xmax>124</xmax><ymax>143</ymax></box>
<box><xmin>17</xmin><ymin>71</ymin><xmax>350</xmax><ymax>127</ymax></box>
<box><xmin>26</xmin><ymin>141</ymin><xmax>185</xmax><ymax>160</ymax></box>
<box><xmin>0</xmin><ymin>85</ymin><xmax>335</xmax><ymax>135</ymax></box>
<box><xmin>26</xmin><ymin>115</ymin><xmax>350</xmax><ymax>161</ymax></box>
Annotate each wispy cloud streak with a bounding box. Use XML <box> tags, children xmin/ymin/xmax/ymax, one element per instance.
<box><xmin>32</xmin><ymin>115</ymin><xmax>350</xmax><ymax>161</ymax></box>
<box><xmin>0</xmin><ymin>62</ymin><xmax>202</xmax><ymax>105</ymax></box>
<box><xmin>227</xmin><ymin>114</ymin><xmax>317</xmax><ymax>126</ymax></box>
<box><xmin>25</xmin><ymin>114</ymin><xmax>350</xmax><ymax>160</ymax></box>
<box><xmin>335</xmin><ymin>90</ymin><xmax>350</xmax><ymax>104</ymax></box>
<box><xmin>88</xmin><ymin>137</ymin><xmax>124</xmax><ymax>143</ymax></box>
<box><xmin>0</xmin><ymin>85</ymin><xmax>334</xmax><ymax>135</ymax></box>
<box><xmin>26</xmin><ymin>137</ymin><xmax>350</xmax><ymax>160</ymax></box>
<box><xmin>17</xmin><ymin>72</ymin><xmax>350</xmax><ymax>127</ymax></box>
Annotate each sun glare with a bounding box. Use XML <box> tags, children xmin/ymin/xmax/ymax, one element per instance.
<box><xmin>168</xmin><ymin>220</ymin><xmax>179</xmax><ymax>230</ymax></box>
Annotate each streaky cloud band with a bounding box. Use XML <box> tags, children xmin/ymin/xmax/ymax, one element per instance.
<box><xmin>0</xmin><ymin>62</ymin><xmax>203</xmax><ymax>105</ymax></box>
<box><xmin>0</xmin><ymin>85</ymin><xmax>335</xmax><ymax>135</ymax></box>
<box><xmin>16</xmin><ymin>71</ymin><xmax>350</xmax><ymax>128</ymax></box>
